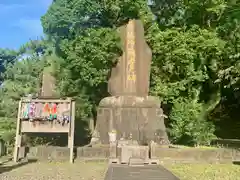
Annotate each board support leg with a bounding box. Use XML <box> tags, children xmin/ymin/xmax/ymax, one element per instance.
<box><xmin>69</xmin><ymin>101</ymin><xmax>75</xmax><ymax>163</ymax></box>
<box><xmin>13</xmin><ymin>101</ymin><xmax>22</xmax><ymax>162</ymax></box>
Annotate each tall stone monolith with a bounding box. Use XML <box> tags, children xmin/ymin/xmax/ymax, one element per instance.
<box><xmin>40</xmin><ymin>66</ymin><xmax>56</xmax><ymax>98</ymax></box>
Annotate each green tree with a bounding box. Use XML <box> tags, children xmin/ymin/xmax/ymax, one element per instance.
<box><xmin>0</xmin><ymin>45</ymin><xmax>45</xmax><ymax>147</ymax></box>
<box><xmin>40</xmin><ymin>0</ymin><xmax>237</xmax><ymax>145</ymax></box>
<box><xmin>147</xmin><ymin>25</ymin><xmax>225</xmax><ymax>145</ymax></box>
<box><xmin>210</xmin><ymin>1</ymin><xmax>240</xmax><ymax>139</ymax></box>
<box><xmin>0</xmin><ymin>48</ymin><xmax>19</xmax><ymax>83</ymax></box>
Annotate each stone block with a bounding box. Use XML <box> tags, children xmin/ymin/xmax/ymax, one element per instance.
<box><xmin>82</xmin><ymin>146</ymin><xmax>109</xmax><ymax>158</ymax></box>
<box><xmin>197</xmin><ymin>150</ymin><xmax>220</xmax><ymax>162</ymax></box>
<box><xmin>129</xmin><ymin>158</ymin><xmax>145</xmax><ymax>166</ymax></box>
<box><xmin>219</xmin><ymin>149</ymin><xmax>233</xmax><ymax>162</ymax></box>
<box><xmin>233</xmin><ymin>149</ymin><xmax>240</xmax><ymax>161</ymax></box>
<box><xmin>119</xmin><ymin>145</ymin><xmax>149</xmax><ymax>164</ymax></box>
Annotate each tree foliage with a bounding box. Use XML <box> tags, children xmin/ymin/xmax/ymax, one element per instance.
<box><xmin>0</xmin><ymin>0</ymin><xmax>240</xmax><ymax>147</ymax></box>
<box><xmin>0</xmin><ymin>50</ymin><xmax>45</xmax><ymax>145</ymax></box>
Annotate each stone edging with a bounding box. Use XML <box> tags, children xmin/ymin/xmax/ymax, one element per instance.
<box><xmin>26</xmin><ymin>146</ymin><xmax>240</xmax><ymax>163</ymax></box>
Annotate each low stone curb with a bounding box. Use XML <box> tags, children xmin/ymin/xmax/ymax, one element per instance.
<box><xmin>24</xmin><ymin>146</ymin><xmax>240</xmax><ymax>164</ymax></box>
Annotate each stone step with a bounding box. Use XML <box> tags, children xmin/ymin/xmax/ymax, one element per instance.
<box><xmin>129</xmin><ymin>158</ymin><xmax>145</xmax><ymax>166</ymax></box>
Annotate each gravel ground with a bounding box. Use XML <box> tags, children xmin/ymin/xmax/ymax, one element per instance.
<box><xmin>1</xmin><ymin>160</ymin><xmax>240</xmax><ymax>180</ymax></box>
<box><xmin>0</xmin><ymin>160</ymin><xmax>107</xmax><ymax>180</ymax></box>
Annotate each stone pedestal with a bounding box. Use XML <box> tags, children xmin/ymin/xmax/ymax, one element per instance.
<box><xmin>96</xmin><ymin>96</ymin><xmax>168</xmax><ymax>145</ymax></box>
<box><xmin>120</xmin><ymin>145</ymin><xmax>149</xmax><ymax>164</ymax></box>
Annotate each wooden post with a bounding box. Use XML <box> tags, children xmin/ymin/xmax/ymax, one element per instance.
<box><xmin>69</xmin><ymin>100</ymin><xmax>75</xmax><ymax>163</ymax></box>
<box><xmin>13</xmin><ymin>101</ymin><xmax>22</xmax><ymax>162</ymax></box>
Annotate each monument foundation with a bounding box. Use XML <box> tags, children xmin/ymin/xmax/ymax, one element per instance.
<box><xmin>97</xmin><ymin>96</ymin><xmax>168</xmax><ymax>145</ymax></box>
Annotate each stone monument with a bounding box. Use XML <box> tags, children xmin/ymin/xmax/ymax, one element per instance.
<box><xmin>40</xmin><ymin>66</ymin><xmax>56</xmax><ymax>98</ymax></box>
<box><xmin>93</xmin><ymin>19</ymin><xmax>169</xmax><ymax>145</ymax></box>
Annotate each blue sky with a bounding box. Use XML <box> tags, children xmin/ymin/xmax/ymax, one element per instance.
<box><xmin>0</xmin><ymin>0</ymin><xmax>52</xmax><ymax>49</ymax></box>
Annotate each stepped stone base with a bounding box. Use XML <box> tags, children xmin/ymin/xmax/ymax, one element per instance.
<box><xmin>95</xmin><ymin>96</ymin><xmax>169</xmax><ymax>145</ymax></box>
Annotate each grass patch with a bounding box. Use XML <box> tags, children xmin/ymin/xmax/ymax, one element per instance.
<box><xmin>166</xmin><ymin>163</ymin><xmax>240</xmax><ymax>180</ymax></box>
<box><xmin>171</xmin><ymin>145</ymin><xmax>219</xmax><ymax>149</ymax></box>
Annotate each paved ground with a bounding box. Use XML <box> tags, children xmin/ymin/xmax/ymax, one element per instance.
<box><xmin>104</xmin><ymin>164</ymin><xmax>179</xmax><ymax>180</ymax></box>
<box><xmin>0</xmin><ymin>160</ymin><xmax>180</xmax><ymax>180</ymax></box>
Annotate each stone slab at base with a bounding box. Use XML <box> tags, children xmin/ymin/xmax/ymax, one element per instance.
<box><xmin>104</xmin><ymin>164</ymin><xmax>180</xmax><ymax>180</ymax></box>
<box><xmin>129</xmin><ymin>158</ymin><xmax>145</xmax><ymax>166</ymax></box>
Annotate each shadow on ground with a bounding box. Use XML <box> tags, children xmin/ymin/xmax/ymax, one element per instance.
<box><xmin>233</xmin><ymin>161</ymin><xmax>240</xmax><ymax>165</ymax></box>
<box><xmin>0</xmin><ymin>157</ymin><xmax>12</xmax><ymax>166</ymax></box>
<box><xmin>0</xmin><ymin>159</ymin><xmax>37</xmax><ymax>174</ymax></box>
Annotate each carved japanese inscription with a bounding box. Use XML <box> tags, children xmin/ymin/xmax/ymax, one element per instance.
<box><xmin>108</xmin><ymin>20</ymin><xmax>152</xmax><ymax>97</ymax></box>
